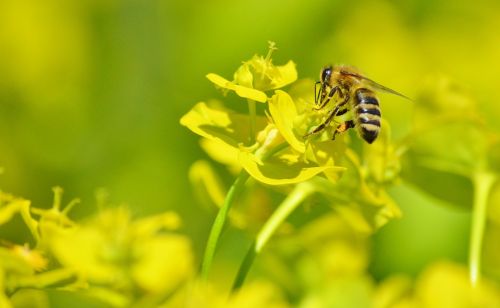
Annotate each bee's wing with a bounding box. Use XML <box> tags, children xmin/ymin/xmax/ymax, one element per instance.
<box><xmin>341</xmin><ymin>71</ymin><xmax>412</xmax><ymax>101</ymax></box>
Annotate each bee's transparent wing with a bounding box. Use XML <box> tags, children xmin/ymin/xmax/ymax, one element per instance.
<box><xmin>341</xmin><ymin>71</ymin><xmax>412</xmax><ymax>101</ymax></box>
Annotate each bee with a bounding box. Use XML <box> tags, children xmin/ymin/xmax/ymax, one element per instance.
<box><xmin>305</xmin><ymin>65</ymin><xmax>410</xmax><ymax>144</ymax></box>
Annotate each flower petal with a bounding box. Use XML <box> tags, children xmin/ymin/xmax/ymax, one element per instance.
<box><xmin>238</xmin><ymin>149</ymin><xmax>343</xmax><ymax>186</ymax></box>
<box><xmin>268</xmin><ymin>90</ymin><xmax>305</xmax><ymax>153</ymax></box>
<box><xmin>309</xmin><ymin>139</ymin><xmax>347</xmax><ymax>182</ymax></box>
<box><xmin>206</xmin><ymin>73</ymin><xmax>267</xmax><ymax>103</ymax></box>
<box><xmin>200</xmin><ymin>139</ymin><xmax>241</xmax><ymax>173</ymax></box>
<box><xmin>189</xmin><ymin>160</ymin><xmax>227</xmax><ymax>208</ymax></box>
<box><xmin>233</xmin><ymin>63</ymin><xmax>253</xmax><ymax>88</ymax></box>
<box><xmin>233</xmin><ymin>84</ymin><xmax>268</xmax><ymax>103</ymax></box>
<box><xmin>273</xmin><ymin>60</ymin><xmax>298</xmax><ymax>89</ymax></box>
<box><xmin>180</xmin><ymin>101</ymin><xmax>267</xmax><ymax>148</ymax></box>
<box><xmin>188</xmin><ymin>160</ymin><xmax>247</xmax><ymax>229</ymax></box>
<box><xmin>248</xmin><ymin>57</ymin><xmax>298</xmax><ymax>91</ymax></box>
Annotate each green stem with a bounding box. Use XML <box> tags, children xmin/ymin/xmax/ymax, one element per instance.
<box><xmin>469</xmin><ymin>171</ymin><xmax>496</xmax><ymax>286</ymax></box>
<box><xmin>201</xmin><ymin>170</ymin><xmax>250</xmax><ymax>280</ymax></box>
<box><xmin>247</xmin><ymin>99</ymin><xmax>257</xmax><ymax>144</ymax></box>
<box><xmin>232</xmin><ymin>182</ymin><xmax>315</xmax><ymax>290</ymax></box>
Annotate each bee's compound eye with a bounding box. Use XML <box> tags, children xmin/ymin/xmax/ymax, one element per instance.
<box><xmin>321</xmin><ymin>66</ymin><xmax>332</xmax><ymax>82</ymax></box>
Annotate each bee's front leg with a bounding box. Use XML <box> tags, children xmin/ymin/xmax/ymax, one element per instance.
<box><xmin>314</xmin><ymin>86</ymin><xmax>341</xmax><ymax>111</ymax></box>
<box><xmin>304</xmin><ymin>104</ymin><xmax>340</xmax><ymax>138</ymax></box>
<box><xmin>305</xmin><ymin>92</ymin><xmax>352</xmax><ymax>138</ymax></box>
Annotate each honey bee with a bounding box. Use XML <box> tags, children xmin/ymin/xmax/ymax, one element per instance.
<box><xmin>305</xmin><ymin>65</ymin><xmax>410</xmax><ymax>144</ymax></box>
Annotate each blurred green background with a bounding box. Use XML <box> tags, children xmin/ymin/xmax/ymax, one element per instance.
<box><xmin>1</xmin><ymin>0</ymin><xmax>499</xmax><ymax>303</ymax></box>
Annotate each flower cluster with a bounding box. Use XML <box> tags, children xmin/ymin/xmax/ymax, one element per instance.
<box><xmin>181</xmin><ymin>43</ymin><xmax>404</xmax><ymax>290</ymax></box>
<box><xmin>0</xmin><ymin>188</ymin><xmax>194</xmax><ymax>307</ymax></box>
<box><xmin>181</xmin><ymin>43</ymin><xmax>402</xmax><ymax>235</ymax></box>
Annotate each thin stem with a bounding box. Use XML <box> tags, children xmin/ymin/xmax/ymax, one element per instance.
<box><xmin>247</xmin><ymin>99</ymin><xmax>257</xmax><ymax>144</ymax></box>
<box><xmin>469</xmin><ymin>171</ymin><xmax>496</xmax><ymax>286</ymax></box>
<box><xmin>199</xmin><ymin>143</ymin><xmax>290</xmax><ymax>281</ymax></box>
<box><xmin>255</xmin><ymin>183</ymin><xmax>314</xmax><ymax>252</ymax></box>
<box><xmin>201</xmin><ymin>170</ymin><xmax>250</xmax><ymax>280</ymax></box>
<box><xmin>231</xmin><ymin>241</ymin><xmax>257</xmax><ymax>290</ymax></box>
<box><xmin>232</xmin><ymin>182</ymin><xmax>315</xmax><ymax>290</ymax></box>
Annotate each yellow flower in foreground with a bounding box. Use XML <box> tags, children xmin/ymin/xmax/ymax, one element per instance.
<box><xmin>47</xmin><ymin>207</ymin><xmax>194</xmax><ymax>304</ymax></box>
<box><xmin>414</xmin><ymin>262</ymin><xmax>500</xmax><ymax>308</ymax></box>
<box><xmin>164</xmin><ymin>280</ymin><xmax>289</xmax><ymax>308</ymax></box>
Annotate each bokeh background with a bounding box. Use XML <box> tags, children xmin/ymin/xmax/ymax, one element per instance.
<box><xmin>1</xmin><ymin>0</ymin><xmax>499</xmax><ymax>305</ymax></box>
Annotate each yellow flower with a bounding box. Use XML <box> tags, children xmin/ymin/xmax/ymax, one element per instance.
<box><xmin>180</xmin><ymin>99</ymin><xmax>343</xmax><ymax>186</ymax></box>
<box><xmin>164</xmin><ymin>280</ymin><xmax>290</xmax><ymax>308</ymax></box>
<box><xmin>206</xmin><ymin>42</ymin><xmax>298</xmax><ymax>103</ymax></box>
<box><xmin>181</xmin><ymin>46</ymin><xmax>402</xmax><ymax>234</ymax></box>
<box><xmin>182</xmin><ymin>44</ymin><xmax>345</xmax><ymax>187</ymax></box>
<box><xmin>206</xmin><ymin>73</ymin><xmax>268</xmax><ymax>103</ymax></box>
<box><xmin>46</xmin><ymin>207</ymin><xmax>194</xmax><ymax>304</ymax></box>
<box><xmin>414</xmin><ymin>262</ymin><xmax>500</xmax><ymax>307</ymax></box>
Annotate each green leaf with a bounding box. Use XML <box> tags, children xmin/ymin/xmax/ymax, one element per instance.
<box><xmin>401</xmin><ymin>150</ymin><xmax>473</xmax><ymax>208</ymax></box>
<box><xmin>206</xmin><ymin>73</ymin><xmax>267</xmax><ymax>103</ymax></box>
<box><xmin>407</xmin><ymin>122</ymin><xmax>487</xmax><ymax>175</ymax></box>
<box><xmin>401</xmin><ymin>76</ymin><xmax>490</xmax><ymax>209</ymax></box>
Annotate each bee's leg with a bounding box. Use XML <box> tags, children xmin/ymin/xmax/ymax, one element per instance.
<box><xmin>332</xmin><ymin>120</ymin><xmax>354</xmax><ymax>140</ymax></box>
<box><xmin>314</xmin><ymin>86</ymin><xmax>340</xmax><ymax>110</ymax></box>
<box><xmin>314</xmin><ymin>81</ymin><xmax>321</xmax><ymax>105</ymax></box>
<box><xmin>304</xmin><ymin>93</ymin><xmax>351</xmax><ymax>138</ymax></box>
<box><xmin>304</xmin><ymin>105</ymin><xmax>341</xmax><ymax>138</ymax></box>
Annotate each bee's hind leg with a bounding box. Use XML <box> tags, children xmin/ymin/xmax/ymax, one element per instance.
<box><xmin>332</xmin><ymin>120</ymin><xmax>354</xmax><ymax>140</ymax></box>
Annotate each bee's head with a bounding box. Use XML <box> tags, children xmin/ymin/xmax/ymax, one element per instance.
<box><xmin>320</xmin><ymin>65</ymin><xmax>333</xmax><ymax>84</ymax></box>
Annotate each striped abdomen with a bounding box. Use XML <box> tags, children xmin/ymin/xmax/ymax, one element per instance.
<box><xmin>353</xmin><ymin>88</ymin><xmax>381</xmax><ymax>144</ymax></box>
